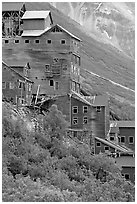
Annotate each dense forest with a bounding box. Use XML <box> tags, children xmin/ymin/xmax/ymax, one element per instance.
<box><xmin>2</xmin><ymin>102</ymin><xmax>135</xmax><ymax>202</ymax></box>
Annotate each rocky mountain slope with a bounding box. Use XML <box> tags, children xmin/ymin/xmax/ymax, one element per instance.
<box><xmin>3</xmin><ymin>2</ymin><xmax>135</xmax><ymax>120</ymax></box>
<box><xmin>50</xmin><ymin>2</ymin><xmax>135</xmax><ymax>59</ymax></box>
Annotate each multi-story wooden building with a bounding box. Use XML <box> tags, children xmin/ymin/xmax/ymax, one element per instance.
<box><xmin>2</xmin><ymin>61</ymin><xmax>33</xmax><ymax>106</ymax></box>
<box><xmin>2</xmin><ymin>6</ymin><xmax>110</xmax><ymax>141</ymax></box>
<box><xmin>108</xmin><ymin>121</ymin><xmax>135</xmax><ymax>152</ymax></box>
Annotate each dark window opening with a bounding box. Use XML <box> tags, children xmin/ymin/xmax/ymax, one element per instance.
<box><xmin>104</xmin><ymin>146</ymin><xmax>109</xmax><ymax>151</ymax></box>
<box><xmin>35</xmin><ymin>39</ymin><xmax>40</xmax><ymax>44</ymax></box>
<box><xmin>15</xmin><ymin>39</ymin><xmax>19</xmax><ymax>44</ymax></box>
<box><xmin>35</xmin><ymin>77</ymin><xmax>38</xmax><ymax>79</ymax></box>
<box><xmin>83</xmin><ymin>116</ymin><xmax>88</xmax><ymax>124</ymax></box>
<box><xmin>110</xmin><ymin>136</ymin><xmax>114</xmax><ymax>141</ymax></box>
<box><xmin>5</xmin><ymin>40</ymin><xmax>9</xmax><ymax>44</ymax></box>
<box><xmin>73</xmin><ymin>117</ymin><xmax>78</xmax><ymax>125</ymax></box>
<box><xmin>125</xmin><ymin>174</ymin><xmax>130</xmax><ymax>180</ymax></box>
<box><xmin>73</xmin><ymin>131</ymin><xmax>77</xmax><ymax>137</ymax></box>
<box><xmin>49</xmin><ymin>79</ymin><xmax>54</xmax><ymax>86</ymax></box>
<box><xmin>25</xmin><ymin>39</ymin><xmax>29</xmax><ymax>44</ymax></box>
<box><xmin>83</xmin><ymin>106</ymin><xmax>88</xmax><ymax>113</ymax></box>
<box><xmin>121</xmin><ymin>136</ymin><xmax>125</xmax><ymax>143</ymax></box>
<box><xmin>47</xmin><ymin>39</ymin><xmax>52</xmax><ymax>44</ymax></box>
<box><xmin>73</xmin><ymin>106</ymin><xmax>78</xmax><ymax>114</ymax></box>
<box><xmin>96</xmin><ymin>106</ymin><xmax>101</xmax><ymax>112</ymax></box>
<box><xmin>18</xmin><ymin>82</ymin><xmax>22</xmax><ymax>89</ymax></box>
<box><xmin>61</xmin><ymin>39</ymin><xmax>66</xmax><ymax>44</ymax></box>
<box><xmin>96</xmin><ymin>142</ymin><xmax>101</xmax><ymax>147</ymax></box>
<box><xmin>129</xmin><ymin>136</ymin><xmax>134</xmax><ymax>144</ymax></box>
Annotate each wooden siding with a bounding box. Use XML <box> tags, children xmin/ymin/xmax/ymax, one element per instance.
<box><xmin>23</xmin><ymin>19</ymin><xmax>45</xmax><ymax>30</ymax></box>
<box><xmin>94</xmin><ymin>139</ymin><xmax>115</xmax><ymax>154</ymax></box>
<box><xmin>119</xmin><ymin>127</ymin><xmax>135</xmax><ymax>151</ymax></box>
<box><xmin>121</xmin><ymin>167</ymin><xmax>135</xmax><ymax>183</ymax></box>
<box><xmin>2</xmin><ymin>63</ymin><xmax>32</xmax><ymax>105</ymax></box>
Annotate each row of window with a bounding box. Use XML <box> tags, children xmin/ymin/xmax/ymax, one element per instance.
<box><xmin>2</xmin><ymin>81</ymin><xmax>32</xmax><ymax>91</ymax></box>
<box><xmin>73</xmin><ymin>116</ymin><xmax>88</xmax><ymax>125</ymax></box>
<box><xmin>3</xmin><ymin>39</ymin><xmax>67</xmax><ymax>45</ymax></box>
<box><xmin>49</xmin><ymin>79</ymin><xmax>59</xmax><ymax>90</ymax></box>
<box><xmin>96</xmin><ymin>142</ymin><xmax>110</xmax><ymax>151</ymax></box>
<box><xmin>96</xmin><ymin>136</ymin><xmax>134</xmax><ymax>148</ymax></box>
<box><xmin>120</xmin><ymin>135</ymin><xmax>134</xmax><ymax>144</ymax></box>
<box><xmin>73</xmin><ymin>106</ymin><xmax>88</xmax><ymax>114</ymax></box>
<box><xmin>72</xmin><ymin>106</ymin><xmax>101</xmax><ymax>114</ymax></box>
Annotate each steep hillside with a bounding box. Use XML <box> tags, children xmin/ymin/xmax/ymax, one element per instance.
<box><xmin>2</xmin><ymin>2</ymin><xmax>135</xmax><ymax>120</ymax></box>
<box><xmin>50</xmin><ymin>2</ymin><xmax>135</xmax><ymax>58</ymax></box>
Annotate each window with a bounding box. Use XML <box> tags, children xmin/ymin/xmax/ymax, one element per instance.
<box><xmin>14</xmin><ymin>39</ymin><xmax>19</xmax><ymax>44</ymax></box>
<box><xmin>125</xmin><ymin>174</ymin><xmax>130</xmax><ymax>180</ymax></box>
<box><xmin>47</xmin><ymin>39</ymin><xmax>52</xmax><ymax>44</ymax></box>
<box><xmin>2</xmin><ymin>82</ymin><xmax>6</xmax><ymax>89</ymax></box>
<box><xmin>45</xmin><ymin>64</ymin><xmax>50</xmax><ymax>71</ymax></box>
<box><xmin>19</xmin><ymin>98</ymin><xmax>25</xmax><ymax>104</ymax></box>
<box><xmin>121</xmin><ymin>136</ymin><xmax>125</xmax><ymax>143</ymax></box>
<box><xmin>83</xmin><ymin>106</ymin><xmax>88</xmax><ymax>113</ymax></box>
<box><xmin>110</xmin><ymin>136</ymin><xmax>115</xmax><ymax>141</ymax></box>
<box><xmin>96</xmin><ymin>142</ymin><xmax>101</xmax><ymax>147</ymax></box>
<box><xmin>53</xmin><ymin>58</ymin><xmax>59</xmax><ymax>64</ymax></box>
<box><xmin>62</xmin><ymin>64</ymin><xmax>67</xmax><ymax>71</ymax></box>
<box><xmin>73</xmin><ymin>117</ymin><xmax>78</xmax><ymax>125</ymax></box>
<box><xmin>129</xmin><ymin>136</ymin><xmax>134</xmax><ymax>144</ymax></box>
<box><xmin>18</xmin><ymin>82</ymin><xmax>22</xmax><ymax>89</ymax></box>
<box><xmin>55</xmin><ymin>81</ymin><xmax>59</xmax><ymax>90</ymax></box>
<box><xmin>49</xmin><ymin>79</ymin><xmax>54</xmax><ymax>86</ymax></box>
<box><xmin>61</xmin><ymin>39</ymin><xmax>66</xmax><ymax>44</ymax></box>
<box><xmin>9</xmin><ymin>82</ymin><xmax>14</xmax><ymax>89</ymax></box>
<box><xmin>96</xmin><ymin>106</ymin><xmax>101</xmax><ymax>112</ymax></box>
<box><xmin>83</xmin><ymin>116</ymin><xmax>88</xmax><ymax>124</ymax></box>
<box><xmin>72</xmin><ymin>106</ymin><xmax>78</xmax><ymax>114</ymax></box>
<box><xmin>73</xmin><ymin>131</ymin><xmax>77</xmax><ymax>137</ymax></box>
<box><xmin>5</xmin><ymin>40</ymin><xmax>9</xmax><ymax>44</ymax></box>
<box><xmin>35</xmin><ymin>39</ymin><xmax>40</xmax><ymax>44</ymax></box>
<box><xmin>24</xmin><ymin>39</ymin><xmax>30</xmax><ymax>44</ymax></box>
<box><xmin>104</xmin><ymin>146</ymin><xmax>110</xmax><ymax>151</ymax></box>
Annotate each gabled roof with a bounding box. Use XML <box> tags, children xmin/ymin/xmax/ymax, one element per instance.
<box><xmin>55</xmin><ymin>24</ymin><xmax>81</xmax><ymax>42</ymax></box>
<box><xmin>84</xmin><ymin>95</ymin><xmax>108</xmax><ymax>106</ymax></box>
<box><xmin>21</xmin><ymin>24</ymin><xmax>81</xmax><ymax>41</ymax></box>
<box><xmin>2</xmin><ymin>61</ymin><xmax>33</xmax><ymax>83</ymax></box>
<box><xmin>21</xmin><ymin>28</ymin><xmax>50</xmax><ymax>37</ymax></box>
<box><xmin>116</xmin><ymin>156</ymin><xmax>135</xmax><ymax>167</ymax></box>
<box><xmin>2</xmin><ymin>2</ymin><xmax>25</xmax><ymax>12</ymax></box>
<box><xmin>110</xmin><ymin>121</ymin><xmax>135</xmax><ymax>128</ymax></box>
<box><xmin>22</xmin><ymin>10</ymin><xmax>51</xmax><ymax>19</ymax></box>
<box><xmin>71</xmin><ymin>90</ymin><xmax>92</xmax><ymax>106</ymax></box>
<box><xmin>95</xmin><ymin>137</ymin><xmax>133</xmax><ymax>153</ymax></box>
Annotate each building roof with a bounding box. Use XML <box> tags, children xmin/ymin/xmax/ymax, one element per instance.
<box><xmin>21</xmin><ymin>28</ymin><xmax>50</xmax><ymax>37</ymax></box>
<box><xmin>110</xmin><ymin>121</ymin><xmax>135</xmax><ymax>128</ymax></box>
<box><xmin>22</xmin><ymin>10</ymin><xmax>51</xmax><ymax>19</ymax></box>
<box><xmin>95</xmin><ymin>137</ymin><xmax>133</xmax><ymax>153</ymax></box>
<box><xmin>116</xmin><ymin>156</ymin><xmax>135</xmax><ymax>167</ymax></box>
<box><xmin>71</xmin><ymin>90</ymin><xmax>92</xmax><ymax>106</ymax></box>
<box><xmin>84</xmin><ymin>95</ymin><xmax>108</xmax><ymax>106</ymax></box>
<box><xmin>2</xmin><ymin>2</ymin><xmax>24</xmax><ymax>12</ymax></box>
<box><xmin>55</xmin><ymin>24</ymin><xmax>81</xmax><ymax>42</ymax></box>
<box><xmin>21</xmin><ymin>24</ymin><xmax>81</xmax><ymax>41</ymax></box>
<box><xmin>2</xmin><ymin>61</ymin><xmax>33</xmax><ymax>83</ymax></box>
